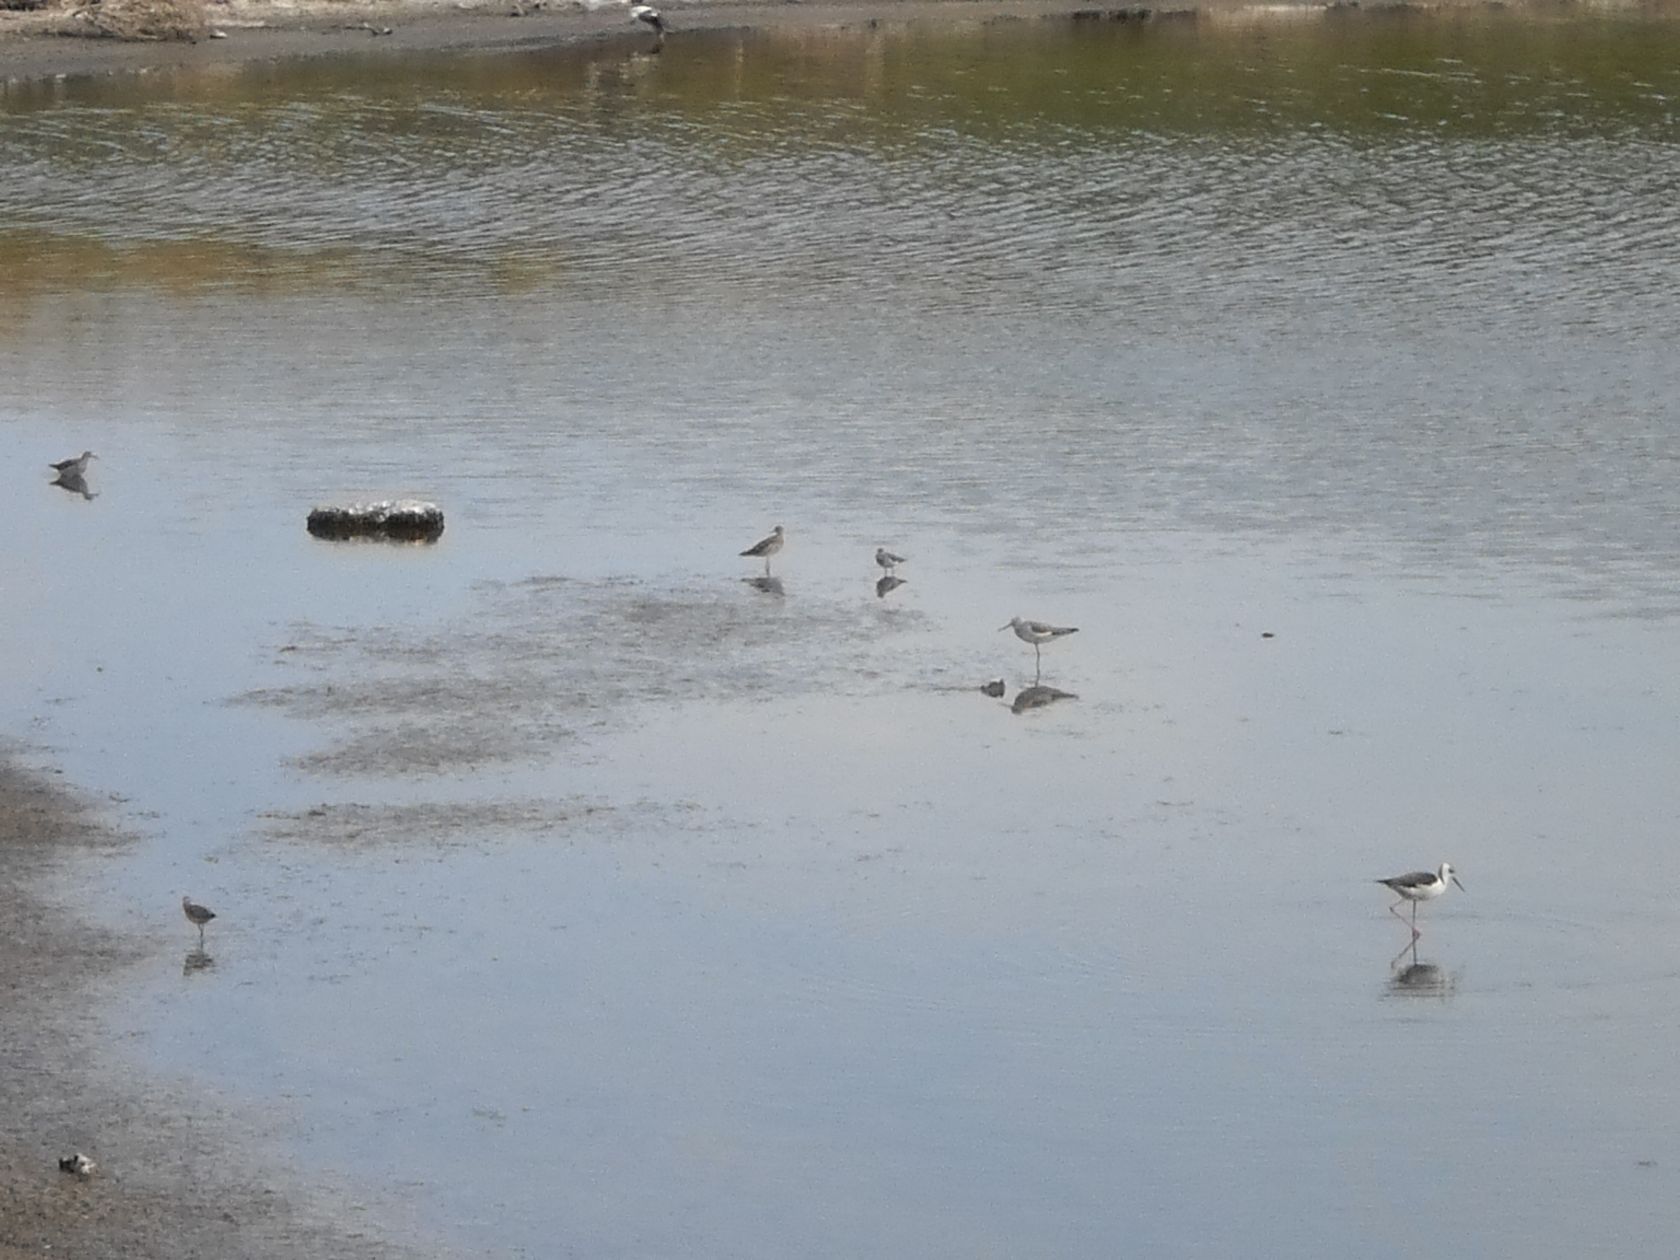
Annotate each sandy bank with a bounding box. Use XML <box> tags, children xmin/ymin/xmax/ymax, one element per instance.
<box><xmin>5</xmin><ymin>0</ymin><xmax>1667</xmax><ymax>86</ymax></box>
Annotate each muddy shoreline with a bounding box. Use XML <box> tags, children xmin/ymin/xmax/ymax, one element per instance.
<box><xmin>4</xmin><ymin>0</ymin><xmax>1669</xmax><ymax>86</ymax></box>
<box><xmin>0</xmin><ymin>754</ymin><xmax>427</xmax><ymax>1260</ymax></box>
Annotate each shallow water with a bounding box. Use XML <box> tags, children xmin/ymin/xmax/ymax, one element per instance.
<box><xmin>5</xmin><ymin>10</ymin><xmax>1680</xmax><ymax>1257</ymax></box>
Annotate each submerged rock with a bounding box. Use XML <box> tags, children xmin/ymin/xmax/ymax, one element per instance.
<box><xmin>307</xmin><ymin>500</ymin><xmax>444</xmax><ymax>542</ymax></box>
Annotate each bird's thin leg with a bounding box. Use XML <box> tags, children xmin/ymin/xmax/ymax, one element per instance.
<box><xmin>1390</xmin><ymin>937</ymin><xmax>1417</xmax><ymax>971</ymax></box>
<box><xmin>1387</xmin><ymin>899</ymin><xmax>1411</xmax><ymax>927</ymax></box>
<box><xmin>1410</xmin><ymin>901</ymin><xmax>1421</xmax><ymax>940</ymax></box>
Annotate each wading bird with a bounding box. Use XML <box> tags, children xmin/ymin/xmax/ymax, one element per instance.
<box><xmin>1376</xmin><ymin>863</ymin><xmax>1464</xmax><ymax>939</ymax></box>
<box><xmin>50</xmin><ymin>450</ymin><xmax>97</xmax><ymax>477</ymax></box>
<box><xmin>181</xmin><ymin>895</ymin><xmax>216</xmax><ymax>945</ymax></box>
<box><xmin>1000</xmin><ymin>615</ymin><xmax>1078</xmax><ymax>673</ymax></box>
<box><xmin>740</xmin><ymin>525</ymin><xmax>785</xmax><ymax>574</ymax></box>
<box><xmin>875</xmin><ymin>547</ymin><xmax>906</xmax><ymax>574</ymax></box>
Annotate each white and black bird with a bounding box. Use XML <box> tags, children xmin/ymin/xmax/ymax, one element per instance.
<box><xmin>1376</xmin><ymin>863</ymin><xmax>1464</xmax><ymax>938</ymax></box>
<box><xmin>1000</xmin><ymin>615</ymin><xmax>1079</xmax><ymax>672</ymax></box>
<box><xmin>182</xmin><ymin>895</ymin><xmax>216</xmax><ymax>944</ymax></box>
<box><xmin>58</xmin><ymin>1153</ymin><xmax>96</xmax><ymax>1177</ymax></box>
<box><xmin>50</xmin><ymin>450</ymin><xmax>97</xmax><ymax>477</ymax></box>
<box><xmin>875</xmin><ymin>547</ymin><xmax>906</xmax><ymax>574</ymax></box>
<box><xmin>629</xmin><ymin>3</ymin><xmax>665</xmax><ymax>50</ymax></box>
<box><xmin>739</xmin><ymin>524</ymin><xmax>785</xmax><ymax>574</ymax></box>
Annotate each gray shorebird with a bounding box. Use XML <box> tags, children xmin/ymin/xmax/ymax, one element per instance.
<box><xmin>1000</xmin><ymin>616</ymin><xmax>1078</xmax><ymax>671</ymax></box>
<box><xmin>50</xmin><ymin>450</ymin><xmax>97</xmax><ymax>476</ymax></box>
<box><xmin>629</xmin><ymin>2</ymin><xmax>664</xmax><ymax>50</ymax></box>
<box><xmin>181</xmin><ymin>895</ymin><xmax>216</xmax><ymax>944</ymax></box>
<box><xmin>740</xmin><ymin>525</ymin><xmax>785</xmax><ymax>574</ymax></box>
<box><xmin>1376</xmin><ymin>863</ymin><xmax>1464</xmax><ymax>938</ymax></box>
<box><xmin>875</xmin><ymin>547</ymin><xmax>906</xmax><ymax>573</ymax></box>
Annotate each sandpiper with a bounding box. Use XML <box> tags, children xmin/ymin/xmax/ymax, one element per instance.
<box><xmin>875</xmin><ymin>547</ymin><xmax>906</xmax><ymax>573</ymax></box>
<box><xmin>1376</xmin><ymin>863</ymin><xmax>1464</xmax><ymax>938</ymax></box>
<box><xmin>181</xmin><ymin>895</ymin><xmax>216</xmax><ymax>944</ymax></box>
<box><xmin>1000</xmin><ymin>616</ymin><xmax>1079</xmax><ymax>671</ymax></box>
<box><xmin>739</xmin><ymin>525</ymin><xmax>785</xmax><ymax>574</ymax></box>
<box><xmin>49</xmin><ymin>450</ymin><xmax>97</xmax><ymax>476</ymax></box>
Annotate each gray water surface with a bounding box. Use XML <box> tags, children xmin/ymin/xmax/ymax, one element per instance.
<box><xmin>4</xmin><ymin>12</ymin><xmax>1680</xmax><ymax>1257</ymax></box>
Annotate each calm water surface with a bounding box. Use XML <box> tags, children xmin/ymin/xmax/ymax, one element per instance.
<box><xmin>4</xmin><ymin>12</ymin><xmax>1680</xmax><ymax>1257</ymax></box>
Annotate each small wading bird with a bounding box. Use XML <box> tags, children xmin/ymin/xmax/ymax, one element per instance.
<box><xmin>1376</xmin><ymin>862</ymin><xmax>1464</xmax><ymax>939</ymax></box>
<box><xmin>739</xmin><ymin>525</ymin><xmax>785</xmax><ymax>574</ymax></box>
<box><xmin>630</xmin><ymin>2</ymin><xmax>665</xmax><ymax>51</ymax></box>
<box><xmin>1000</xmin><ymin>615</ymin><xmax>1079</xmax><ymax>672</ymax></box>
<box><xmin>182</xmin><ymin>895</ymin><xmax>216</xmax><ymax>945</ymax></box>
<box><xmin>875</xmin><ymin>547</ymin><xmax>906</xmax><ymax>574</ymax></box>
<box><xmin>50</xmin><ymin>450</ymin><xmax>97</xmax><ymax>477</ymax></box>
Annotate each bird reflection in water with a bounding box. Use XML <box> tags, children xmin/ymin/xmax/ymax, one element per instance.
<box><xmin>875</xmin><ymin>575</ymin><xmax>907</xmax><ymax>599</ymax></box>
<box><xmin>1386</xmin><ymin>938</ymin><xmax>1455</xmax><ymax>999</ymax></box>
<box><xmin>742</xmin><ymin>576</ymin><xmax>784</xmax><ymax>597</ymax></box>
<box><xmin>1011</xmin><ymin>684</ymin><xmax>1078</xmax><ymax>714</ymax></box>
<box><xmin>183</xmin><ymin>947</ymin><xmax>216</xmax><ymax>976</ymax></box>
<box><xmin>51</xmin><ymin>471</ymin><xmax>97</xmax><ymax>500</ymax></box>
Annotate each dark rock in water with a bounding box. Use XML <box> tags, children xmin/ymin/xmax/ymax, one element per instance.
<box><xmin>1011</xmin><ymin>684</ymin><xmax>1077</xmax><ymax>714</ymax></box>
<box><xmin>980</xmin><ymin>678</ymin><xmax>1007</xmax><ymax>698</ymax></box>
<box><xmin>58</xmin><ymin>1152</ymin><xmax>96</xmax><ymax>1177</ymax></box>
<box><xmin>307</xmin><ymin>500</ymin><xmax>444</xmax><ymax>542</ymax></box>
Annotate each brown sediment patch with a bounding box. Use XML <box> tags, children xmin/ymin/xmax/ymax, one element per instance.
<box><xmin>235</xmin><ymin>575</ymin><xmax>924</xmax><ymax>777</ymax></box>
<box><xmin>0</xmin><ymin>753</ymin><xmax>435</xmax><ymax>1260</ymax></box>
<box><xmin>259</xmin><ymin>797</ymin><xmax>608</xmax><ymax>846</ymax></box>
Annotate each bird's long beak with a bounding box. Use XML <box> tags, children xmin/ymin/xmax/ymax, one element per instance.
<box><xmin>997</xmin><ymin>623</ymin><xmax>1010</xmax><ymax>632</ymax></box>
<box><xmin>1451</xmin><ymin>875</ymin><xmax>1466</xmax><ymax>892</ymax></box>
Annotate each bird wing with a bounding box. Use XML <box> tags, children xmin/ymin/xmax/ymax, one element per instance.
<box><xmin>1377</xmin><ymin>871</ymin><xmax>1434</xmax><ymax>889</ymax></box>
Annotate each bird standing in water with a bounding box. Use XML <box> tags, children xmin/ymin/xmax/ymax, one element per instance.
<box><xmin>50</xmin><ymin>450</ymin><xmax>97</xmax><ymax>477</ymax></box>
<box><xmin>1000</xmin><ymin>615</ymin><xmax>1079</xmax><ymax>674</ymax></box>
<box><xmin>182</xmin><ymin>895</ymin><xmax>216</xmax><ymax>945</ymax></box>
<box><xmin>740</xmin><ymin>525</ymin><xmax>785</xmax><ymax>574</ymax></box>
<box><xmin>1376</xmin><ymin>863</ymin><xmax>1464</xmax><ymax>939</ymax></box>
<box><xmin>875</xmin><ymin>547</ymin><xmax>906</xmax><ymax>574</ymax></box>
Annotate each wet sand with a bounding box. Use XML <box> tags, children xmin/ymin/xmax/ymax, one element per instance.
<box><xmin>0</xmin><ymin>755</ymin><xmax>425</xmax><ymax>1260</ymax></box>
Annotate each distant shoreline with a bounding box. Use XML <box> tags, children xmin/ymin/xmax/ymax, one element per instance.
<box><xmin>3</xmin><ymin>0</ymin><xmax>1672</xmax><ymax>87</ymax></box>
